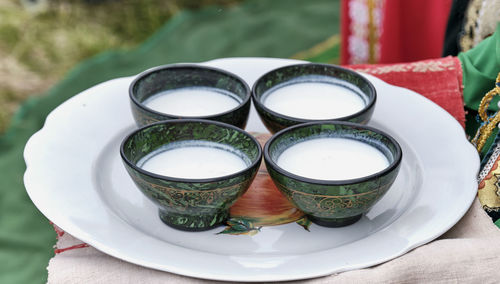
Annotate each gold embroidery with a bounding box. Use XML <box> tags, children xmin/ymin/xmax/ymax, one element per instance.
<box><xmin>367</xmin><ymin>0</ymin><xmax>377</xmax><ymax>64</ymax></box>
<box><xmin>134</xmin><ymin>175</ymin><xmax>244</xmax><ymax>194</ymax></box>
<box><xmin>470</xmin><ymin>73</ymin><xmax>500</xmax><ymax>152</ymax></box>
<box><xmin>354</xmin><ymin>59</ymin><xmax>456</xmax><ymax>74</ymax></box>
<box><xmin>273</xmin><ymin>179</ymin><xmax>379</xmax><ymax>198</ymax></box>
<box><xmin>479</xmin><ymin>166</ymin><xmax>500</xmax><ymax>211</ymax></box>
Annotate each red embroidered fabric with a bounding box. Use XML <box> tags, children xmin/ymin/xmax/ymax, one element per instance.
<box><xmin>348</xmin><ymin>56</ymin><xmax>466</xmax><ymax>127</ymax></box>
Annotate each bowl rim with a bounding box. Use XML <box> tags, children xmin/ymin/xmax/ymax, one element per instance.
<box><xmin>263</xmin><ymin>121</ymin><xmax>402</xmax><ymax>186</ymax></box>
<box><xmin>129</xmin><ymin>63</ymin><xmax>251</xmax><ymax>119</ymax></box>
<box><xmin>120</xmin><ymin>119</ymin><xmax>262</xmax><ymax>183</ymax></box>
<box><xmin>251</xmin><ymin>63</ymin><xmax>377</xmax><ymax>123</ymax></box>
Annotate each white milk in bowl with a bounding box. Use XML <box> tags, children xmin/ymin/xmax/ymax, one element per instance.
<box><xmin>138</xmin><ymin>141</ymin><xmax>248</xmax><ymax>179</ymax></box>
<box><xmin>262</xmin><ymin>79</ymin><xmax>366</xmax><ymax>119</ymax></box>
<box><xmin>277</xmin><ymin>137</ymin><xmax>389</xmax><ymax>181</ymax></box>
<box><xmin>144</xmin><ymin>87</ymin><xmax>241</xmax><ymax>117</ymax></box>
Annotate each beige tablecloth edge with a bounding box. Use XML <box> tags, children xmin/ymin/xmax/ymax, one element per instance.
<box><xmin>47</xmin><ymin>198</ymin><xmax>500</xmax><ymax>283</ymax></box>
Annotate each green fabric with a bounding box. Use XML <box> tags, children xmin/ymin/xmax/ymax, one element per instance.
<box><xmin>0</xmin><ymin>0</ymin><xmax>339</xmax><ymax>283</ymax></box>
<box><xmin>460</xmin><ymin>23</ymin><xmax>500</xmax><ymax>158</ymax></box>
<box><xmin>460</xmin><ymin>22</ymin><xmax>500</xmax><ymax>112</ymax></box>
<box><xmin>495</xmin><ymin>218</ymin><xmax>500</xmax><ymax>228</ymax></box>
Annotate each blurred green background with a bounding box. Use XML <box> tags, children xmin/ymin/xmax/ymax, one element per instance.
<box><xmin>0</xmin><ymin>0</ymin><xmax>340</xmax><ymax>282</ymax></box>
<box><xmin>0</xmin><ymin>0</ymin><xmax>340</xmax><ymax>133</ymax></box>
<box><xmin>0</xmin><ymin>0</ymin><xmax>243</xmax><ymax>132</ymax></box>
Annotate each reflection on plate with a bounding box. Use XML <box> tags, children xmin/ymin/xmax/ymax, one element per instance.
<box><xmin>24</xmin><ymin>58</ymin><xmax>479</xmax><ymax>282</ymax></box>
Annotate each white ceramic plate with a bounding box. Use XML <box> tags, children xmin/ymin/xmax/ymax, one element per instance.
<box><xmin>24</xmin><ymin>58</ymin><xmax>479</xmax><ymax>282</ymax></box>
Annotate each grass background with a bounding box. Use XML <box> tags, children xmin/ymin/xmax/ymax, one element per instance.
<box><xmin>0</xmin><ymin>1</ymin><xmax>340</xmax><ymax>282</ymax></box>
<box><xmin>0</xmin><ymin>0</ymin><xmax>242</xmax><ymax>132</ymax></box>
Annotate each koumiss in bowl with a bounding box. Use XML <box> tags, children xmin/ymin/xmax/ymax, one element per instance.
<box><xmin>129</xmin><ymin>64</ymin><xmax>251</xmax><ymax>128</ymax></box>
<box><xmin>120</xmin><ymin>119</ymin><xmax>262</xmax><ymax>231</ymax></box>
<box><xmin>264</xmin><ymin>121</ymin><xmax>402</xmax><ymax>227</ymax></box>
<box><xmin>252</xmin><ymin>63</ymin><xmax>376</xmax><ymax>133</ymax></box>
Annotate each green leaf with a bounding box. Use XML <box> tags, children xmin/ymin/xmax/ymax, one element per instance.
<box><xmin>296</xmin><ymin>217</ymin><xmax>312</xmax><ymax>231</ymax></box>
<box><xmin>217</xmin><ymin>218</ymin><xmax>261</xmax><ymax>236</ymax></box>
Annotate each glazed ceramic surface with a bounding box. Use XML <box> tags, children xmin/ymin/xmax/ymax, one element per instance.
<box><xmin>264</xmin><ymin>122</ymin><xmax>402</xmax><ymax>227</ymax></box>
<box><xmin>252</xmin><ymin>63</ymin><xmax>376</xmax><ymax>133</ymax></box>
<box><xmin>121</xmin><ymin>119</ymin><xmax>261</xmax><ymax>231</ymax></box>
<box><xmin>24</xmin><ymin>58</ymin><xmax>479</xmax><ymax>282</ymax></box>
<box><xmin>130</xmin><ymin>64</ymin><xmax>251</xmax><ymax>128</ymax></box>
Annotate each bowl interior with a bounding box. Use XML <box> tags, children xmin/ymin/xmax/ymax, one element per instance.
<box><xmin>131</xmin><ymin>65</ymin><xmax>249</xmax><ymax>109</ymax></box>
<box><xmin>121</xmin><ymin>120</ymin><xmax>261</xmax><ymax>177</ymax></box>
<box><xmin>267</xmin><ymin>122</ymin><xmax>400</xmax><ymax>182</ymax></box>
<box><xmin>253</xmin><ymin>64</ymin><xmax>375</xmax><ymax>113</ymax></box>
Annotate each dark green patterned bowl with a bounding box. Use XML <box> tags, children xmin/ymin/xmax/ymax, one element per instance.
<box><xmin>129</xmin><ymin>64</ymin><xmax>251</xmax><ymax>128</ymax></box>
<box><xmin>120</xmin><ymin>119</ymin><xmax>262</xmax><ymax>231</ymax></box>
<box><xmin>264</xmin><ymin>121</ymin><xmax>402</xmax><ymax>227</ymax></box>
<box><xmin>252</xmin><ymin>63</ymin><xmax>376</xmax><ymax>133</ymax></box>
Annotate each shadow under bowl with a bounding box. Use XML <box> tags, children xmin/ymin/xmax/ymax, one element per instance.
<box><xmin>120</xmin><ymin>119</ymin><xmax>262</xmax><ymax>231</ymax></box>
<box><xmin>129</xmin><ymin>64</ymin><xmax>251</xmax><ymax>128</ymax></box>
<box><xmin>264</xmin><ymin>121</ymin><xmax>402</xmax><ymax>227</ymax></box>
<box><xmin>252</xmin><ymin>63</ymin><xmax>376</xmax><ymax>133</ymax></box>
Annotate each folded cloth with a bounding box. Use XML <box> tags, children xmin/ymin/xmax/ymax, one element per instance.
<box><xmin>47</xmin><ymin>198</ymin><xmax>500</xmax><ymax>283</ymax></box>
<box><xmin>46</xmin><ymin>57</ymin><xmax>492</xmax><ymax>283</ymax></box>
<box><xmin>348</xmin><ymin>56</ymin><xmax>465</xmax><ymax>127</ymax></box>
